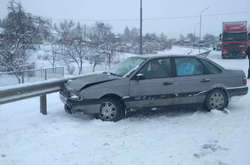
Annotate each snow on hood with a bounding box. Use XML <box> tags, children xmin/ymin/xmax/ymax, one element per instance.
<box><xmin>65</xmin><ymin>73</ymin><xmax>119</xmax><ymax>92</ymax></box>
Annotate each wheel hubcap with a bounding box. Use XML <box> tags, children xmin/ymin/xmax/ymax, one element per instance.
<box><xmin>100</xmin><ymin>102</ymin><xmax>117</xmax><ymax>120</ymax></box>
<box><xmin>209</xmin><ymin>92</ymin><xmax>225</xmax><ymax>109</ymax></box>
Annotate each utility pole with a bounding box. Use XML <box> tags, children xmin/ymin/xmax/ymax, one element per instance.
<box><xmin>199</xmin><ymin>7</ymin><xmax>209</xmax><ymax>54</ymax></box>
<box><xmin>199</xmin><ymin>14</ymin><xmax>202</xmax><ymax>53</ymax></box>
<box><xmin>140</xmin><ymin>0</ymin><xmax>143</xmax><ymax>55</ymax></box>
<box><xmin>84</xmin><ymin>24</ymin><xmax>87</xmax><ymax>40</ymax></box>
<box><xmin>193</xmin><ymin>28</ymin><xmax>196</xmax><ymax>49</ymax></box>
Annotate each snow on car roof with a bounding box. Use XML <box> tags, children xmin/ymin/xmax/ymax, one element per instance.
<box><xmin>132</xmin><ymin>54</ymin><xmax>202</xmax><ymax>59</ymax></box>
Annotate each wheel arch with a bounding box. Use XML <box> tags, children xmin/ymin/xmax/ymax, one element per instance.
<box><xmin>100</xmin><ymin>94</ymin><xmax>126</xmax><ymax>108</ymax></box>
<box><xmin>100</xmin><ymin>93</ymin><xmax>122</xmax><ymax>100</ymax></box>
<box><xmin>207</xmin><ymin>87</ymin><xmax>229</xmax><ymax>99</ymax></box>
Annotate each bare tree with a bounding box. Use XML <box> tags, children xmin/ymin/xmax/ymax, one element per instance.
<box><xmin>55</xmin><ymin>21</ymin><xmax>91</xmax><ymax>74</ymax></box>
<box><xmin>44</xmin><ymin>43</ymin><xmax>60</xmax><ymax>68</ymax></box>
<box><xmin>118</xmin><ymin>27</ymin><xmax>171</xmax><ymax>54</ymax></box>
<box><xmin>0</xmin><ymin>0</ymin><xmax>50</xmax><ymax>82</ymax></box>
<box><xmin>86</xmin><ymin>49</ymin><xmax>105</xmax><ymax>72</ymax></box>
<box><xmin>43</xmin><ymin>27</ymin><xmax>62</xmax><ymax>68</ymax></box>
<box><xmin>89</xmin><ymin>22</ymin><xmax>118</xmax><ymax>69</ymax></box>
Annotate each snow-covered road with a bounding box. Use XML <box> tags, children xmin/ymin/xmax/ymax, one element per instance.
<box><xmin>0</xmin><ymin>50</ymin><xmax>250</xmax><ymax>165</ymax></box>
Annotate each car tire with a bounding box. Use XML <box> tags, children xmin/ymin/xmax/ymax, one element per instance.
<box><xmin>99</xmin><ymin>97</ymin><xmax>125</xmax><ymax>122</ymax></box>
<box><xmin>205</xmin><ymin>89</ymin><xmax>228</xmax><ymax>111</ymax></box>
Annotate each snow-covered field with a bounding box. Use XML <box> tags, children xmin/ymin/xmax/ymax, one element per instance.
<box><xmin>0</xmin><ymin>49</ymin><xmax>250</xmax><ymax>165</ymax></box>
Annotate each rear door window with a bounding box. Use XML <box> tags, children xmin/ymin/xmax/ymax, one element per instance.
<box><xmin>201</xmin><ymin>59</ymin><xmax>222</xmax><ymax>74</ymax></box>
<box><xmin>175</xmin><ymin>57</ymin><xmax>205</xmax><ymax>76</ymax></box>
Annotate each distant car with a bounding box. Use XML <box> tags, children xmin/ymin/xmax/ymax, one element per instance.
<box><xmin>60</xmin><ymin>55</ymin><xmax>248</xmax><ymax>121</ymax></box>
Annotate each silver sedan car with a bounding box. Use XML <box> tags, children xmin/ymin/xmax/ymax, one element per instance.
<box><xmin>60</xmin><ymin>55</ymin><xmax>248</xmax><ymax>121</ymax></box>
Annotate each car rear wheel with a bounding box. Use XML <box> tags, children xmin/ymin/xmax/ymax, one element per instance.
<box><xmin>99</xmin><ymin>97</ymin><xmax>124</xmax><ymax>122</ymax></box>
<box><xmin>205</xmin><ymin>89</ymin><xmax>228</xmax><ymax>111</ymax></box>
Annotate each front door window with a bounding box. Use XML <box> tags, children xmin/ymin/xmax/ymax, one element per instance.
<box><xmin>139</xmin><ymin>58</ymin><xmax>172</xmax><ymax>79</ymax></box>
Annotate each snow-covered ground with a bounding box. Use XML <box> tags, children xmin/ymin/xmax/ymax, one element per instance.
<box><xmin>0</xmin><ymin>48</ymin><xmax>250</xmax><ymax>165</ymax></box>
<box><xmin>158</xmin><ymin>46</ymin><xmax>208</xmax><ymax>56</ymax></box>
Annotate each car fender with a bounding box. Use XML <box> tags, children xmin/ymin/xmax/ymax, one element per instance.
<box><xmin>79</xmin><ymin>78</ymin><xmax>130</xmax><ymax>100</ymax></box>
<box><xmin>206</xmin><ymin>83</ymin><xmax>229</xmax><ymax>98</ymax></box>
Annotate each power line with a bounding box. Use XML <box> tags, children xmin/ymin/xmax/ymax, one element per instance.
<box><xmin>51</xmin><ymin>11</ymin><xmax>250</xmax><ymax>23</ymax></box>
<box><xmin>144</xmin><ymin>11</ymin><xmax>250</xmax><ymax>21</ymax></box>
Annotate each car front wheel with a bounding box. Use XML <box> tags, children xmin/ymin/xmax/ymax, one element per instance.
<box><xmin>99</xmin><ymin>97</ymin><xmax>124</xmax><ymax>122</ymax></box>
<box><xmin>205</xmin><ymin>89</ymin><xmax>228</xmax><ymax>110</ymax></box>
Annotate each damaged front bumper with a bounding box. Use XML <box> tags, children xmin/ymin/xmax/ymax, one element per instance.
<box><xmin>59</xmin><ymin>92</ymin><xmax>100</xmax><ymax>114</ymax></box>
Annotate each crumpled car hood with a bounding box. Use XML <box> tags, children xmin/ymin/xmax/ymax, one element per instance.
<box><xmin>65</xmin><ymin>73</ymin><xmax>119</xmax><ymax>92</ymax></box>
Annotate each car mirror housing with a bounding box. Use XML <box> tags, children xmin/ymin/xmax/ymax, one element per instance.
<box><xmin>135</xmin><ymin>73</ymin><xmax>145</xmax><ymax>80</ymax></box>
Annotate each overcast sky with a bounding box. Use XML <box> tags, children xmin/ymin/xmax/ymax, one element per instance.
<box><xmin>0</xmin><ymin>0</ymin><xmax>249</xmax><ymax>38</ymax></box>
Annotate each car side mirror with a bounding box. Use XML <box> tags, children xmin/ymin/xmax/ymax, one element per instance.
<box><xmin>135</xmin><ymin>73</ymin><xmax>145</xmax><ymax>80</ymax></box>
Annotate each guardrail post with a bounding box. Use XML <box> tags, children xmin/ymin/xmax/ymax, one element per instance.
<box><xmin>44</xmin><ymin>69</ymin><xmax>47</xmax><ymax>80</ymax></box>
<box><xmin>21</xmin><ymin>73</ymin><xmax>24</xmax><ymax>84</ymax></box>
<box><xmin>40</xmin><ymin>95</ymin><xmax>47</xmax><ymax>115</ymax></box>
<box><xmin>62</xmin><ymin>67</ymin><xmax>65</xmax><ymax>77</ymax></box>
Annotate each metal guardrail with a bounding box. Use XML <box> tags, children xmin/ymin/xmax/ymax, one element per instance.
<box><xmin>0</xmin><ymin>79</ymin><xmax>65</xmax><ymax>115</ymax></box>
<box><xmin>0</xmin><ymin>75</ymin><xmax>84</xmax><ymax>115</ymax></box>
<box><xmin>195</xmin><ymin>50</ymin><xmax>211</xmax><ymax>58</ymax></box>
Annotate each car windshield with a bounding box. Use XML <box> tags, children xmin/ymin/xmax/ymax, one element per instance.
<box><xmin>223</xmin><ymin>32</ymin><xmax>247</xmax><ymax>41</ymax></box>
<box><xmin>111</xmin><ymin>57</ymin><xmax>145</xmax><ymax>77</ymax></box>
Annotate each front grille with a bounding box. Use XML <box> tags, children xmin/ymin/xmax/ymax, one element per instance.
<box><xmin>224</xmin><ymin>44</ymin><xmax>242</xmax><ymax>55</ymax></box>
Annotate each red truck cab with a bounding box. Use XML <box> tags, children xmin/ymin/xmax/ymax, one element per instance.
<box><xmin>221</xmin><ymin>21</ymin><xmax>248</xmax><ymax>59</ymax></box>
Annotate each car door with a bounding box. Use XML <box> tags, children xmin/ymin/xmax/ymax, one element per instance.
<box><xmin>127</xmin><ymin>58</ymin><xmax>176</xmax><ymax>109</ymax></box>
<box><xmin>171</xmin><ymin>57</ymin><xmax>214</xmax><ymax>105</ymax></box>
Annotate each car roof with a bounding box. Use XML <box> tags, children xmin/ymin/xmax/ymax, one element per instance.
<box><xmin>132</xmin><ymin>54</ymin><xmax>205</xmax><ymax>59</ymax></box>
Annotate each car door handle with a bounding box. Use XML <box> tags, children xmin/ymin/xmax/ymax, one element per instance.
<box><xmin>163</xmin><ymin>82</ymin><xmax>173</xmax><ymax>86</ymax></box>
<box><xmin>201</xmin><ymin>78</ymin><xmax>210</xmax><ymax>83</ymax></box>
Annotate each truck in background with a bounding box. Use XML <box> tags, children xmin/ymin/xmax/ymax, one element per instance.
<box><xmin>221</xmin><ymin>21</ymin><xmax>248</xmax><ymax>59</ymax></box>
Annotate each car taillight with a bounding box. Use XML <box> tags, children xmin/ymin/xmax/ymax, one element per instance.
<box><xmin>243</xmin><ymin>76</ymin><xmax>247</xmax><ymax>85</ymax></box>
